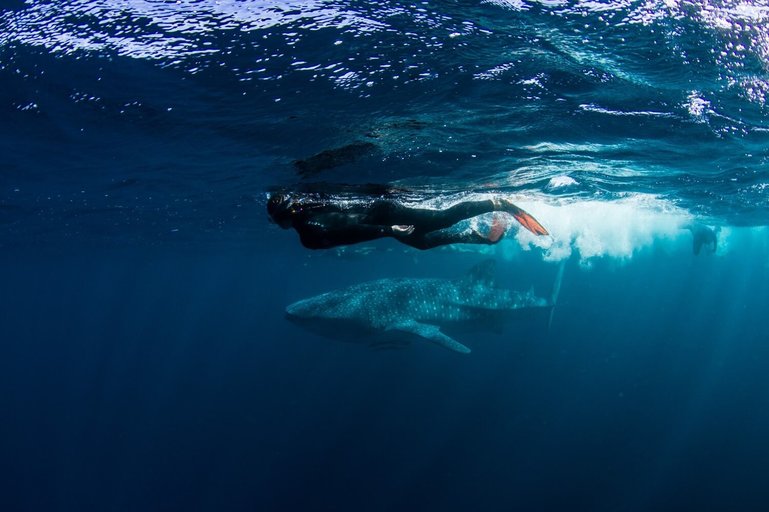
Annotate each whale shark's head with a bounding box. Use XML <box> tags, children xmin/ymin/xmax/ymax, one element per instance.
<box><xmin>285</xmin><ymin>295</ymin><xmax>372</xmax><ymax>342</ymax></box>
<box><xmin>286</xmin><ymin>298</ymin><xmax>328</xmax><ymax>335</ymax></box>
<box><xmin>285</xmin><ymin>298</ymin><xmax>312</xmax><ymax>319</ymax></box>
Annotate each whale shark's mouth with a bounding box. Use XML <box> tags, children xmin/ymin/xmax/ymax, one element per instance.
<box><xmin>285</xmin><ymin>304</ymin><xmax>304</xmax><ymax>318</ymax></box>
<box><xmin>284</xmin><ymin>312</ymin><xmax>375</xmax><ymax>343</ymax></box>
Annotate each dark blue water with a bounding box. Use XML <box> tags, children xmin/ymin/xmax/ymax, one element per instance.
<box><xmin>2</xmin><ymin>1</ymin><xmax>769</xmax><ymax>510</ymax></box>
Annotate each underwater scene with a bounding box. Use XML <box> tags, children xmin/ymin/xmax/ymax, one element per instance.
<box><xmin>2</xmin><ymin>0</ymin><xmax>769</xmax><ymax>510</ymax></box>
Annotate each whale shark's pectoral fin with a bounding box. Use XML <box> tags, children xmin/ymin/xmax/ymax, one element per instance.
<box><xmin>388</xmin><ymin>320</ymin><xmax>471</xmax><ymax>354</ymax></box>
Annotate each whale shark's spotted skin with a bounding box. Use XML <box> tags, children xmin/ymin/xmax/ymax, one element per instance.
<box><xmin>285</xmin><ymin>261</ymin><xmax>550</xmax><ymax>354</ymax></box>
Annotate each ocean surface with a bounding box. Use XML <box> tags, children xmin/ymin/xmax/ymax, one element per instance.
<box><xmin>2</xmin><ymin>1</ymin><xmax>769</xmax><ymax>510</ymax></box>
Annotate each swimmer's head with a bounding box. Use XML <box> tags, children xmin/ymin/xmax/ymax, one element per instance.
<box><xmin>267</xmin><ymin>193</ymin><xmax>299</xmax><ymax>228</ymax></box>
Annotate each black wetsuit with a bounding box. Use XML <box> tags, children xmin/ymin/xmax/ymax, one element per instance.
<box><xmin>287</xmin><ymin>198</ymin><xmax>508</xmax><ymax>250</ymax></box>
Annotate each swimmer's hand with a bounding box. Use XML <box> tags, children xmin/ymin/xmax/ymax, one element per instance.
<box><xmin>391</xmin><ymin>225</ymin><xmax>415</xmax><ymax>235</ymax></box>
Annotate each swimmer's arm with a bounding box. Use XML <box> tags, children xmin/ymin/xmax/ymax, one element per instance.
<box><xmin>318</xmin><ymin>219</ymin><xmax>393</xmax><ymax>236</ymax></box>
<box><xmin>308</xmin><ymin>213</ymin><xmax>392</xmax><ymax>234</ymax></box>
<box><xmin>301</xmin><ymin>213</ymin><xmax>415</xmax><ymax>238</ymax></box>
<box><xmin>332</xmin><ymin>218</ymin><xmax>415</xmax><ymax>237</ymax></box>
<box><xmin>297</xmin><ymin>213</ymin><xmax>398</xmax><ymax>248</ymax></box>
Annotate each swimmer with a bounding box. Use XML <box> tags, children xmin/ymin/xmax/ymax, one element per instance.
<box><xmin>688</xmin><ymin>223</ymin><xmax>719</xmax><ymax>255</ymax></box>
<box><xmin>267</xmin><ymin>191</ymin><xmax>548</xmax><ymax>250</ymax></box>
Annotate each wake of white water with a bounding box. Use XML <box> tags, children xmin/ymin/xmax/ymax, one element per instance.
<box><xmin>514</xmin><ymin>194</ymin><xmax>693</xmax><ymax>262</ymax></box>
<box><xmin>448</xmin><ymin>192</ymin><xmax>765</xmax><ymax>264</ymax></box>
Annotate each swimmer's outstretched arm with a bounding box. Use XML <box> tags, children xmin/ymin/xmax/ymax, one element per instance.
<box><xmin>297</xmin><ymin>213</ymin><xmax>403</xmax><ymax>249</ymax></box>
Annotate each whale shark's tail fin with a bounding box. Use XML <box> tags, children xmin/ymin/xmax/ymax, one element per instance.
<box><xmin>548</xmin><ymin>260</ymin><xmax>566</xmax><ymax>331</ymax></box>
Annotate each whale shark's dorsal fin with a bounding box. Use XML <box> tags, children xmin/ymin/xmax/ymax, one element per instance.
<box><xmin>462</xmin><ymin>260</ymin><xmax>497</xmax><ymax>288</ymax></box>
<box><xmin>388</xmin><ymin>320</ymin><xmax>471</xmax><ymax>354</ymax></box>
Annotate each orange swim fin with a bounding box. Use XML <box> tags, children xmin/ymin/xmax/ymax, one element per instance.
<box><xmin>511</xmin><ymin>208</ymin><xmax>549</xmax><ymax>236</ymax></box>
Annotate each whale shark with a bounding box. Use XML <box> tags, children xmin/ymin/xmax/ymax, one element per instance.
<box><xmin>285</xmin><ymin>261</ymin><xmax>559</xmax><ymax>354</ymax></box>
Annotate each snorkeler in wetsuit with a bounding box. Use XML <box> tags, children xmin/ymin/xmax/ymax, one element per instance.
<box><xmin>688</xmin><ymin>223</ymin><xmax>719</xmax><ymax>255</ymax></box>
<box><xmin>267</xmin><ymin>192</ymin><xmax>549</xmax><ymax>250</ymax></box>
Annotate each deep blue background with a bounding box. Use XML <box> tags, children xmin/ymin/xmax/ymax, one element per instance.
<box><xmin>3</xmin><ymin>1</ymin><xmax>769</xmax><ymax>510</ymax></box>
<box><xmin>2</xmin><ymin>233</ymin><xmax>769</xmax><ymax>511</ymax></box>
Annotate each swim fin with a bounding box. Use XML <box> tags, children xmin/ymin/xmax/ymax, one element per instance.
<box><xmin>511</xmin><ymin>207</ymin><xmax>549</xmax><ymax>236</ymax></box>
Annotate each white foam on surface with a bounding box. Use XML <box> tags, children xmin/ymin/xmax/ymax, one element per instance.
<box><xmin>545</xmin><ymin>175</ymin><xmax>579</xmax><ymax>190</ymax></box>
<box><xmin>508</xmin><ymin>194</ymin><xmax>697</xmax><ymax>262</ymax></box>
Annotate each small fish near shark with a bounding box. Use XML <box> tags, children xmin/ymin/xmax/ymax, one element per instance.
<box><xmin>285</xmin><ymin>260</ymin><xmax>564</xmax><ymax>354</ymax></box>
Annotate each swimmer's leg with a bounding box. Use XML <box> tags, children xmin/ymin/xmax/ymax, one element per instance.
<box><xmin>398</xmin><ymin>229</ymin><xmax>496</xmax><ymax>250</ymax></box>
<box><xmin>365</xmin><ymin>199</ymin><xmax>496</xmax><ymax>231</ymax></box>
<box><xmin>426</xmin><ymin>198</ymin><xmax>549</xmax><ymax>236</ymax></box>
<box><xmin>368</xmin><ymin>198</ymin><xmax>548</xmax><ymax>236</ymax></box>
